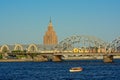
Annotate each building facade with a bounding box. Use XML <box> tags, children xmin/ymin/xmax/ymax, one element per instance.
<box><xmin>43</xmin><ymin>19</ymin><xmax>58</xmax><ymax>45</ymax></box>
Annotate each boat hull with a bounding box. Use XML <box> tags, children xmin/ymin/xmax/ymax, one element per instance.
<box><xmin>69</xmin><ymin>69</ymin><xmax>82</xmax><ymax>72</ymax></box>
<box><xmin>69</xmin><ymin>67</ymin><xmax>83</xmax><ymax>72</ymax></box>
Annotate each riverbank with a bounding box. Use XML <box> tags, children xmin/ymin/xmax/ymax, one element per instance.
<box><xmin>0</xmin><ymin>59</ymin><xmax>33</xmax><ymax>62</ymax></box>
<box><xmin>0</xmin><ymin>56</ymin><xmax>120</xmax><ymax>62</ymax></box>
<box><xmin>62</xmin><ymin>56</ymin><xmax>120</xmax><ymax>60</ymax></box>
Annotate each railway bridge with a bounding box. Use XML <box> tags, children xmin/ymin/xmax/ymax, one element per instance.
<box><xmin>52</xmin><ymin>35</ymin><xmax>120</xmax><ymax>62</ymax></box>
<box><xmin>2</xmin><ymin>35</ymin><xmax>120</xmax><ymax>62</ymax></box>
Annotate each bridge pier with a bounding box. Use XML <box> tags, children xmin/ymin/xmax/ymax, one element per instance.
<box><xmin>33</xmin><ymin>55</ymin><xmax>48</xmax><ymax>62</ymax></box>
<box><xmin>52</xmin><ymin>55</ymin><xmax>62</xmax><ymax>62</ymax></box>
<box><xmin>103</xmin><ymin>55</ymin><xmax>113</xmax><ymax>63</ymax></box>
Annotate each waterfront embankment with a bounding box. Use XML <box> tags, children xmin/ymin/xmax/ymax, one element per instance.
<box><xmin>0</xmin><ymin>59</ymin><xmax>32</xmax><ymax>62</ymax></box>
<box><xmin>0</xmin><ymin>56</ymin><xmax>120</xmax><ymax>62</ymax></box>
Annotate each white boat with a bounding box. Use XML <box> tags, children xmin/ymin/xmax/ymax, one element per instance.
<box><xmin>69</xmin><ymin>67</ymin><xmax>83</xmax><ymax>72</ymax></box>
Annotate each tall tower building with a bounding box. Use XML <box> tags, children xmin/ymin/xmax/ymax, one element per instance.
<box><xmin>43</xmin><ymin>19</ymin><xmax>58</xmax><ymax>45</ymax></box>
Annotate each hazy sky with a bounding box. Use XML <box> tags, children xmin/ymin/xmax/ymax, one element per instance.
<box><xmin>0</xmin><ymin>0</ymin><xmax>120</xmax><ymax>45</ymax></box>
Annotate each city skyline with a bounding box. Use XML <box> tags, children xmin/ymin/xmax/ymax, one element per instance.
<box><xmin>0</xmin><ymin>0</ymin><xmax>120</xmax><ymax>45</ymax></box>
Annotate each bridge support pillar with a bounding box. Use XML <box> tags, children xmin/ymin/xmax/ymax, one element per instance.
<box><xmin>103</xmin><ymin>55</ymin><xmax>113</xmax><ymax>63</ymax></box>
<box><xmin>52</xmin><ymin>55</ymin><xmax>62</xmax><ymax>62</ymax></box>
<box><xmin>33</xmin><ymin>55</ymin><xmax>48</xmax><ymax>62</ymax></box>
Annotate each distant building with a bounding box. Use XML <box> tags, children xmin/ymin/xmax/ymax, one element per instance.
<box><xmin>0</xmin><ymin>19</ymin><xmax>58</xmax><ymax>53</ymax></box>
<box><xmin>0</xmin><ymin>44</ymin><xmax>56</xmax><ymax>53</ymax></box>
<box><xmin>43</xmin><ymin>19</ymin><xmax>58</xmax><ymax>45</ymax></box>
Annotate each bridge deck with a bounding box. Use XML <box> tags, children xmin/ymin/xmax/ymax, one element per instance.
<box><xmin>53</xmin><ymin>53</ymin><xmax>120</xmax><ymax>56</ymax></box>
<box><xmin>8</xmin><ymin>52</ymin><xmax>120</xmax><ymax>56</ymax></box>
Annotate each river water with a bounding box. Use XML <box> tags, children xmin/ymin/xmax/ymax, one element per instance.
<box><xmin>0</xmin><ymin>60</ymin><xmax>120</xmax><ymax>80</ymax></box>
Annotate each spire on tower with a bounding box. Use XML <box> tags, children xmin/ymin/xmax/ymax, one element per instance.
<box><xmin>50</xmin><ymin>16</ymin><xmax>52</xmax><ymax>23</ymax></box>
<box><xmin>48</xmin><ymin>17</ymin><xmax>53</xmax><ymax>27</ymax></box>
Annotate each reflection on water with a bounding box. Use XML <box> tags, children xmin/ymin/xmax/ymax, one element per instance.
<box><xmin>0</xmin><ymin>60</ymin><xmax>120</xmax><ymax>80</ymax></box>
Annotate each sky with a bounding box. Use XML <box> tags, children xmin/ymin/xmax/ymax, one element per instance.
<box><xmin>0</xmin><ymin>0</ymin><xmax>120</xmax><ymax>45</ymax></box>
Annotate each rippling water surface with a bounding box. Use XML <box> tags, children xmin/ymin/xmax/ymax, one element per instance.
<box><xmin>0</xmin><ymin>60</ymin><xmax>120</xmax><ymax>80</ymax></box>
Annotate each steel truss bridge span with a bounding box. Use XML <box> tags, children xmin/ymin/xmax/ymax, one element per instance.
<box><xmin>108</xmin><ymin>37</ymin><xmax>120</xmax><ymax>52</ymax></box>
<box><xmin>55</xmin><ymin>35</ymin><xmax>107</xmax><ymax>51</ymax></box>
